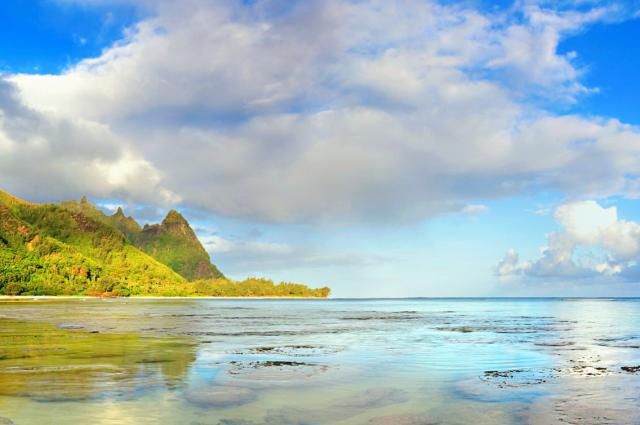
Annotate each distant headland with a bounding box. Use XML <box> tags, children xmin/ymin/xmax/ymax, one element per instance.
<box><xmin>0</xmin><ymin>189</ymin><xmax>330</xmax><ymax>298</ymax></box>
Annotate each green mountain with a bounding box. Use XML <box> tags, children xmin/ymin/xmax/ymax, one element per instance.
<box><xmin>61</xmin><ymin>198</ymin><xmax>141</xmax><ymax>241</ymax></box>
<box><xmin>110</xmin><ymin>207</ymin><xmax>142</xmax><ymax>241</ymax></box>
<box><xmin>0</xmin><ymin>190</ymin><xmax>185</xmax><ymax>296</ymax></box>
<box><xmin>59</xmin><ymin>199</ymin><xmax>221</xmax><ymax>280</ymax></box>
<box><xmin>0</xmin><ymin>189</ymin><xmax>330</xmax><ymax>298</ymax></box>
<box><xmin>135</xmin><ymin>210</ymin><xmax>223</xmax><ymax>281</ymax></box>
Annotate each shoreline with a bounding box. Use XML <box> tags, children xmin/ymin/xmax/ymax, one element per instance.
<box><xmin>0</xmin><ymin>295</ymin><xmax>328</xmax><ymax>301</ymax></box>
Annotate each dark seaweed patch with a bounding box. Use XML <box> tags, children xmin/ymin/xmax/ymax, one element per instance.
<box><xmin>341</xmin><ymin>311</ymin><xmax>421</xmax><ymax>321</ymax></box>
<box><xmin>533</xmin><ymin>340</ymin><xmax>575</xmax><ymax>347</ymax></box>
<box><xmin>482</xmin><ymin>369</ymin><xmax>551</xmax><ymax>387</ymax></box>
<box><xmin>594</xmin><ymin>336</ymin><xmax>640</xmax><ymax>349</ymax></box>
<box><xmin>187</xmin><ymin>328</ymin><xmax>351</xmax><ymax>337</ymax></box>
<box><xmin>436</xmin><ymin>326</ymin><xmax>474</xmax><ymax>333</ymax></box>
<box><xmin>621</xmin><ymin>366</ymin><xmax>640</xmax><ymax>374</ymax></box>
<box><xmin>234</xmin><ymin>345</ymin><xmax>343</xmax><ymax>356</ymax></box>
<box><xmin>226</xmin><ymin>360</ymin><xmax>329</xmax><ymax>380</ymax></box>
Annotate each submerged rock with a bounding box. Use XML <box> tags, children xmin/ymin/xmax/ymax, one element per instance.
<box><xmin>528</xmin><ymin>381</ymin><xmax>640</xmax><ymax>425</ymax></box>
<box><xmin>454</xmin><ymin>375</ymin><xmax>545</xmax><ymax>403</ymax></box>
<box><xmin>185</xmin><ymin>386</ymin><xmax>257</xmax><ymax>408</ymax></box>
<box><xmin>338</xmin><ymin>387</ymin><xmax>409</xmax><ymax>409</ymax></box>
<box><xmin>0</xmin><ymin>417</ymin><xmax>14</xmax><ymax>425</ymax></box>
<box><xmin>365</xmin><ymin>414</ymin><xmax>439</xmax><ymax>425</ymax></box>
<box><xmin>263</xmin><ymin>387</ymin><xmax>410</xmax><ymax>425</ymax></box>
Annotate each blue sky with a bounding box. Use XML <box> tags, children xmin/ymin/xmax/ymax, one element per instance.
<box><xmin>0</xmin><ymin>1</ymin><xmax>140</xmax><ymax>74</ymax></box>
<box><xmin>2</xmin><ymin>0</ymin><xmax>640</xmax><ymax>297</ymax></box>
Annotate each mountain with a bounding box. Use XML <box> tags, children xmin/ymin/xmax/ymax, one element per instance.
<box><xmin>136</xmin><ymin>210</ymin><xmax>224</xmax><ymax>281</ymax></box>
<box><xmin>0</xmin><ymin>189</ymin><xmax>329</xmax><ymax>297</ymax></box>
<box><xmin>110</xmin><ymin>207</ymin><xmax>142</xmax><ymax>241</ymax></box>
<box><xmin>59</xmin><ymin>199</ymin><xmax>222</xmax><ymax>280</ymax></box>
<box><xmin>0</xmin><ymin>190</ymin><xmax>185</xmax><ymax>296</ymax></box>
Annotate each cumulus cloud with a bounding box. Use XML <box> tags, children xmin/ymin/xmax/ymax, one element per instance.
<box><xmin>496</xmin><ymin>200</ymin><xmax>640</xmax><ymax>280</ymax></box>
<box><xmin>496</xmin><ymin>248</ymin><xmax>526</xmax><ymax>276</ymax></box>
<box><xmin>5</xmin><ymin>0</ymin><xmax>640</xmax><ymax>223</ymax></box>
<box><xmin>0</xmin><ymin>78</ymin><xmax>177</xmax><ymax>204</ymax></box>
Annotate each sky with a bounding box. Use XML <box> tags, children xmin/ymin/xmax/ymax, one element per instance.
<box><xmin>1</xmin><ymin>0</ymin><xmax>640</xmax><ymax>297</ymax></box>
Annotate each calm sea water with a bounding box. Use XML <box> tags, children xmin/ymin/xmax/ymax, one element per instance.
<box><xmin>0</xmin><ymin>298</ymin><xmax>639</xmax><ymax>425</ymax></box>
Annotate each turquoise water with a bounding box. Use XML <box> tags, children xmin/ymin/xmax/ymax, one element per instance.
<box><xmin>0</xmin><ymin>298</ymin><xmax>639</xmax><ymax>424</ymax></box>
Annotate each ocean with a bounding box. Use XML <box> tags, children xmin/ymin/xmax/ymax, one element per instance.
<box><xmin>0</xmin><ymin>298</ymin><xmax>639</xmax><ymax>424</ymax></box>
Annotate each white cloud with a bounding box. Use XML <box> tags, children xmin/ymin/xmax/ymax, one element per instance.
<box><xmin>485</xmin><ymin>3</ymin><xmax>609</xmax><ymax>100</ymax></box>
<box><xmin>555</xmin><ymin>200</ymin><xmax>618</xmax><ymax>241</ymax></box>
<box><xmin>0</xmin><ymin>79</ymin><xmax>177</xmax><ymax>205</ymax></box>
<box><xmin>203</xmin><ymin>235</ymin><xmax>293</xmax><ymax>256</ymax></box>
<box><xmin>497</xmin><ymin>200</ymin><xmax>640</xmax><ymax>280</ymax></box>
<box><xmin>496</xmin><ymin>248</ymin><xmax>527</xmax><ymax>276</ymax></box>
<box><xmin>202</xmin><ymin>234</ymin><xmax>388</xmax><ymax>273</ymax></box>
<box><xmin>96</xmin><ymin>202</ymin><xmax>124</xmax><ymax>213</ymax></box>
<box><xmin>461</xmin><ymin>204</ymin><xmax>489</xmax><ymax>215</ymax></box>
<box><xmin>4</xmin><ymin>0</ymin><xmax>640</xmax><ymax>223</ymax></box>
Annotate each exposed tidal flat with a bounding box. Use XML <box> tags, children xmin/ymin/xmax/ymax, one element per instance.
<box><xmin>0</xmin><ymin>299</ymin><xmax>639</xmax><ymax>424</ymax></box>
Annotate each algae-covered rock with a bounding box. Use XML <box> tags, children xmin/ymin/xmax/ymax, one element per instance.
<box><xmin>366</xmin><ymin>414</ymin><xmax>439</xmax><ymax>425</ymax></box>
<box><xmin>0</xmin><ymin>318</ymin><xmax>196</xmax><ymax>402</ymax></box>
<box><xmin>185</xmin><ymin>386</ymin><xmax>257</xmax><ymax>407</ymax></box>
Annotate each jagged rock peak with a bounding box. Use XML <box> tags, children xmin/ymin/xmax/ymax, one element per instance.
<box><xmin>163</xmin><ymin>209</ymin><xmax>188</xmax><ymax>225</ymax></box>
<box><xmin>159</xmin><ymin>210</ymin><xmax>196</xmax><ymax>239</ymax></box>
<box><xmin>114</xmin><ymin>207</ymin><xmax>125</xmax><ymax>217</ymax></box>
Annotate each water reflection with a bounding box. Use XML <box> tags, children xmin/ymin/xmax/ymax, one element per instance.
<box><xmin>0</xmin><ymin>318</ymin><xmax>196</xmax><ymax>402</ymax></box>
<box><xmin>0</xmin><ymin>298</ymin><xmax>638</xmax><ymax>424</ymax></box>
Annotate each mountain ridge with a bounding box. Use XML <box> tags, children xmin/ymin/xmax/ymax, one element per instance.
<box><xmin>0</xmin><ymin>189</ymin><xmax>329</xmax><ymax>298</ymax></box>
<box><xmin>136</xmin><ymin>209</ymin><xmax>224</xmax><ymax>281</ymax></box>
<box><xmin>59</xmin><ymin>199</ymin><xmax>223</xmax><ymax>281</ymax></box>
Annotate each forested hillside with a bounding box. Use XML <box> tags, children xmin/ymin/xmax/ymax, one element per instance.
<box><xmin>0</xmin><ymin>190</ymin><xmax>329</xmax><ymax>298</ymax></box>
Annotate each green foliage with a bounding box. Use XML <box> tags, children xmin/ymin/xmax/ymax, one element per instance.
<box><xmin>110</xmin><ymin>207</ymin><xmax>143</xmax><ymax>241</ymax></box>
<box><xmin>0</xmin><ymin>189</ymin><xmax>30</xmax><ymax>210</ymax></box>
<box><xmin>61</xmin><ymin>200</ymin><xmax>222</xmax><ymax>281</ymax></box>
<box><xmin>191</xmin><ymin>277</ymin><xmax>331</xmax><ymax>298</ymax></box>
<box><xmin>135</xmin><ymin>210</ymin><xmax>224</xmax><ymax>280</ymax></box>
<box><xmin>0</xmin><ymin>197</ymin><xmax>185</xmax><ymax>296</ymax></box>
<box><xmin>0</xmin><ymin>190</ymin><xmax>330</xmax><ymax>298</ymax></box>
<box><xmin>61</xmin><ymin>200</ymin><xmax>143</xmax><ymax>242</ymax></box>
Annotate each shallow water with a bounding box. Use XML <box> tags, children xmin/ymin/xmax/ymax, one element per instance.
<box><xmin>0</xmin><ymin>298</ymin><xmax>639</xmax><ymax>424</ymax></box>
